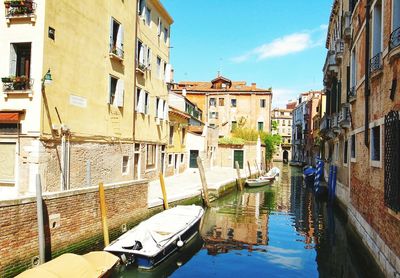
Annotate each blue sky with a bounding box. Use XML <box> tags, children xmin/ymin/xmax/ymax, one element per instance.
<box><xmin>162</xmin><ymin>0</ymin><xmax>333</xmax><ymax>108</ymax></box>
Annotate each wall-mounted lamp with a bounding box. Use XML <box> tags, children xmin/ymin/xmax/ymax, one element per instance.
<box><xmin>42</xmin><ymin>69</ymin><xmax>52</xmax><ymax>86</ymax></box>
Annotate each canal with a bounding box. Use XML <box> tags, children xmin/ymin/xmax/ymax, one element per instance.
<box><xmin>112</xmin><ymin>164</ymin><xmax>384</xmax><ymax>277</ymax></box>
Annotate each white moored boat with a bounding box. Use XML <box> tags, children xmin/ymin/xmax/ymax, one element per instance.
<box><xmin>104</xmin><ymin>205</ymin><xmax>204</xmax><ymax>269</ymax></box>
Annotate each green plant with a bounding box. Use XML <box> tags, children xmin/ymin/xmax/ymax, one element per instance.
<box><xmin>264</xmin><ymin>134</ymin><xmax>282</xmax><ymax>164</ymax></box>
<box><xmin>218</xmin><ymin>136</ymin><xmax>245</xmax><ymax>145</ymax></box>
<box><xmin>231</xmin><ymin>127</ymin><xmax>268</xmax><ymax>142</ymax></box>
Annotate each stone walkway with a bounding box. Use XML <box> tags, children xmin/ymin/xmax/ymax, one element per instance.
<box><xmin>147</xmin><ymin>166</ymin><xmax>259</xmax><ymax>207</ymax></box>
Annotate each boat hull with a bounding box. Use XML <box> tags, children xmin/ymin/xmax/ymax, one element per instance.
<box><xmin>245</xmin><ymin>179</ymin><xmax>273</xmax><ymax>187</ymax></box>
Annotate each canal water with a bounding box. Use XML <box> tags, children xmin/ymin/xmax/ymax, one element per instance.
<box><xmin>113</xmin><ymin>164</ymin><xmax>384</xmax><ymax>277</ymax></box>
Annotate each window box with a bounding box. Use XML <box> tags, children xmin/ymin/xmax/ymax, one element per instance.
<box><xmin>2</xmin><ymin>76</ymin><xmax>33</xmax><ymax>91</ymax></box>
<box><xmin>4</xmin><ymin>0</ymin><xmax>36</xmax><ymax>23</ymax></box>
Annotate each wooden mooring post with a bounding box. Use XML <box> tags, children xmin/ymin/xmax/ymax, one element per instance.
<box><xmin>247</xmin><ymin>161</ymin><xmax>252</xmax><ymax>178</ymax></box>
<box><xmin>159</xmin><ymin>172</ymin><xmax>169</xmax><ymax>210</ymax></box>
<box><xmin>99</xmin><ymin>182</ymin><xmax>109</xmax><ymax>246</ymax></box>
<box><xmin>255</xmin><ymin>160</ymin><xmax>261</xmax><ymax>177</ymax></box>
<box><xmin>235</xmin><ymin>161</ymin><xmax>244</xmax><ymax>191</ymax></box>
<box><xmin>196</xmin><ymin>156</ymin><xmax>210</xmax><ymax>207</ymax></box>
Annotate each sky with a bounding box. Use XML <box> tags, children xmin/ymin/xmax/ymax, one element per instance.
<box><xmin>161</xmin><ymin>0</ymin><xmax>333</xmax><ymax>108</ymax></box>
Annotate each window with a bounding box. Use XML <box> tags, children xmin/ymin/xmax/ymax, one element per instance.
<box><xmin>157</xmin><ymin>56</ymin><xmax>161</xmax><ymax>79</ymax></box>
<box><xmin>231</xmin><ymin>121</ymin><xmax>237</xmax><ymax>132</ymax></box>
<box><xmin>231</xmin><ymin>99</ymin><xmax>237</xmax><ymax>107</ymax></box>
<box><xmin>157</xmin><ymin>17</ymin><xmax>162</xmax><ymax>37</ymax></box>
<box><xmin>108</xmin><ymin>75</ymin><xmax>125</xmax><ymax>107</ymax></box>
<box><xmin>0</xmin><ymin>142</ymin><xmax>16</xmax><ymax>185</ymax></box>
<box><xmin>370</xmin><ymin>126</ymin><xmax>381</xmax><ymax>166</ymax></box>
<box><xmin>146</xmin><ymin>144</ymin><xmax>156</xmax><ymax>168</ymax></box>
<box><xmin>137</xmin><ymin>40</ymin><xmax>151</xmax><ymax>69</ymax></box>
<box><xmin>169</xmin><ymin>125</ymin><xmax>174</xmax><ymax>145</ymax></box>
<box><xmin>351</xmin><ymin>134</ymin><xmax>356</xmax><ymax>161</ymax></box>
<box><xmin>209</xmin><ymin>98</ymin><xmax>216</xmax><ymax>107</ymax></box>
<box><xmin>168</xmin><ymin>154</ymin><xmax>173</xmax><ymax>165</ymax></box>
<box><xmin>209</xmin><ymin>112</ymin><xmax>218</xmax><ymax>119</ymax></box>
<box><xmin>218</xmin><ymin>98</ymin><xmax>225</xmax><ymax>106</ymax></box>
<box><xmin>393</xmin><ymin>0</ymin><xmax>400</xmax><ymax>33</ymax></box>
<box><xmin>145</xmin><ymin>7</ymin><xmax>151</xmax><ymax>26</ymax></box>
<box><xmin>138</xmin><ymin>0</ymin><xmax>145</xmax><ymax>16</ymax></box>
<box><xmin>109</xmin><ymin>75</ymin><xmax>118</xmax><ymax>104</ymax></box>
<box><xmin>260</xmin><ymin>99</ymin><xmax>266</xmax><ymax>108</ymax></box>
<box><xmin>182</xmin><ymin>128</ymin><xmax>186</xmax><ymax>144</ymax></box>
<box><xmin>343</xmin><ymin>140</ymin><xmax>348</xmax><ymax>165</ymax></box>
<box><xmin>163</xmin><ymin>27</ymin><xmax>168</xmax><ymax>44</ymax></box>
<box><xmin>209</xmin><ymin>123</ymin><xmax>215</xmax><ymax>128</ymax></box>
<box><xmin>351</xmin><ymin>48</ymin><xmax>357</xmax><ymax>89</ymax></box>
<box><xmin>372</xmin><ymin>0</ymin><xmax>382</xmax><ymax>58</ymax></box>
<box><xmin>109</xmin><ymin>18</ymin><xmax>124</xmax><ymax>58</ymax></box>
<box><xmin>144</xmin><ymin>91</ymin><xmax>149</xmax><ymax>114</ymax></box>
<box><xmin>9</xmin><ymin>43</ymin><xmax>31</xmax><ymax>89</ymax></box>
<box><xmin>258</xmin><ymin>122</ymin><xmax>264</xmax><ymax>131</ymax></box>
<box><xmin>334</xmin><ymin>142</ymin><xmax>339</xmax><ymax>162</ymax></box>
<box><xmin>181</xmin><ymin>153</ymin><xmax>184</xmax><ymax>163</ymax></box>
<box><xmin>163</xmin><ymin>62</ymin><xmax>167</xmax><ymax>81</ymax></box>
<box><xmin>122</xmin><ymin>156</ymin><xmax>129</xmax><ymax>174</ymax></box>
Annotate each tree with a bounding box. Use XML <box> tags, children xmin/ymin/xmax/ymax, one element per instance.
<box><xmin>264</xmin><ymin>134</ymin><xmax>282</xmax><ymax>168</ymax></box>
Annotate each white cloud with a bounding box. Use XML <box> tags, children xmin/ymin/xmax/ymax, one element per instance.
<box><xmin>231</xmin><ymin>24</ymin><xmax>326</xmax><ymax>63</ymax></box>
<box><xmin>255</xmin><ymin>33</ymin><xmax>312</xmax><ymax>60</ymax></box>
<box><xmin>272</xmin><ymin>88</ymin><xmax>298</xmax><ymax>108</ymax></box>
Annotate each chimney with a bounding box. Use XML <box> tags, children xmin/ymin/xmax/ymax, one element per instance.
<box><xmin>182</xmin><ymin>88</ymin><xmax>187</xmax><ymax>96</ymax></box>
<box><xmin>251</xmin><ymin>83</ymin><xmax>256</xmax><ymax>90</ymax></box>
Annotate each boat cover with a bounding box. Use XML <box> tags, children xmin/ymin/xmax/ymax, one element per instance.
<box><xmin>16</xmin><ymin>252</ymin><xmax>119</xmax><ymax>278</ymax></box>
<box><xmin>104</xmin><ymin>205</ymin><xmax>204</xmax><ymax>257</ymax></box>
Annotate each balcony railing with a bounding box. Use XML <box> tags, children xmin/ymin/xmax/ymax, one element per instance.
<box><xmin>348</xmin><ymin>86</ymin><xmax>356</xmax><ymax>102</ymax></box>
<box><xmin>323</xmin><ymin>50</ymin><xmax>338</xmax><ymax>75</ymax></box>
<box><xmin>109</xmin><ymin>43</ymin><xmax>124</xmax><ymax>60</ymax></box>
<box><xmin>344</xmin><ymin>12</ymin><xmax>351</xmax><ymax>40</ymax></box>
<box><xmin>330</xmin><ymin>113</ymin><xmax>341</xmax><ymax>133</ymax></box>
<box><xmin>320</xmin><ymin>115</ymin><xmax>330</xmax><ymax>132</ymax></box>
<box><xmin>338</xmin><ymin>103</ymin><xmax>351</xmax><ymax>129</ymax></box>
<box><xmin>369</xmin><ymin>52</ymin><xmax>382</xmax><ymax>73</ymax></box>
<box><xmin>4</xmin><ymin>0</ymin><xmax>36</xmax><ymax>20</ymax></box>
<box><xmin>2</xmin><ymin>76</ymin><xmax>33</xmax><ymax>91</ymax></box>
<box><xmin>335</xmin><ymin>39</ymin><xmax>344</xmax><ymax>62</ymax></box>
<box><xmin>389</xmin><ymin>26</ymin><xmax>400</xmax><ymax>51</ymax></box>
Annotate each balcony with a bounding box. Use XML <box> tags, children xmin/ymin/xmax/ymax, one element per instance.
<box><xmin>4</xmin><ymin>0</ymin><xmax>36</xmax><ymax>23</ymax></box>
<box><xmin>109</xmin><ymin>44</ymin><xmax>124</xmax><ymax>62</ymax></box>
<box><xmin>320</xmin><ymin>115</ymin><xmax>330</xmax><ymax>132</ymax></box>
<box><xmin>369</xmin><ymin>52</ymin><xmax>382</xmax><ymax>74</ymax></box>
<box><xmin>323</xmin><ymin>50</ymin><xmax>338</xmax><ymax>76</ymax></box>
<box><xmin>348</xmin><ymin>86</ymin><xmax>356</xmax><ymax>102</ymax></box>
<box><xmin>389</xmin><ymin>26</ymin><xmax>400</xmax><ymax>51</ymax></box>
<box><xmin>338</xmin><ymin>103</ymin><xmax>351</xmax><ymax>129</ymax></box>
<box><xmin>2</xmin><ymin>76</ymin><xmax>33</xmax><ymax>97</ymax></box>
<box><xmin>344</xmin><ymin>12</ymin><xmax>351</xmax><ymax>41</ymax></box>
<box><xmin>330</xmin><ymin>113</ymin><xmax>340</xmax><ymax>134</ymax></box>
<box><xmin>335</xmin><ymin>39</ymin><xmax>344</xmax><ymax>63</ymax></box>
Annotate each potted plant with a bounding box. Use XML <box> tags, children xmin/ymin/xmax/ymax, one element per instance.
<box><xmin>10</xmin><ymin>0</ymin><xmax>21</xmax><ymax>7</ymax></box>
<box><xmin>1</xmin><ymin>77</ymin><xmax>12</xmax><ymax>82</ymax></box>
<box><xmin>4</xmin><ymin>1</ymin><xmax>11</xmax><ymax>8</ymax></box>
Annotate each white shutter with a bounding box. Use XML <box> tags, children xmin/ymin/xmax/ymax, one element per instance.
<box><xmin>157</xmin><ymin>18</ymin><xmax>162</xmax><ymax>36</ymax></box>
<box><xmin>143</xmin><ymin>45</ymin><xmax>148</xmax><ymax>67</ymax></box>
<box><xmin>9</xmin><ymin>44</ymin><xmax>17</xmax><ymax>75</ymax></box>
<box><xmin>164</xmin><ymin>64</ymin><xmax>172</xmax><ymax>83</ymax></box>
<box><xmin>109</xmin><ymin>18</ymin><xmax>114</xmax><ymax>50</ymax></box>
<box><xmin>116</xmin><ymin>24</ymin><xmax>124</xmax><ymax>56</ymax></box>
<box><xmin>115</xmin><ymin>79</ymin><xmax>124</xmax><ymax>107</ymax></box>
<box><xmin>139</xmin><ymin>89</ymin><xmax>145</xmax><ymax>113</ymax></box>
<box><xmin>164</xmin><ymin>102</ymin><xmax>168</xmax><ymax>120</ymax></box>
<box><xmin>158</xmin><ymin>99</ymin><xmax>164</xmax><ymax>118</ymax></box>
<box><xmin>139</xmin><ymin>43</ymin><xmax>144</xmax><ymax>65</ymax></box>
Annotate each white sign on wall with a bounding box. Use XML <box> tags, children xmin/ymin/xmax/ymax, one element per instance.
<box><xmin>69</xmin><ymin>95</ymin><xmax>87</xmax><ymax>108</ymax></box>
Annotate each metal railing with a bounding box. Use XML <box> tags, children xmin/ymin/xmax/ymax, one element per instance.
<box><xmin>323</xmin><ymin>50</ymin><xmax>337</xmax><ymax>74</ymax></box>
<box><xmin>369</xmin><ymin>52</ymin><xmax>382</xmax><ymax>73</ymax></box>
<box><xmin>109</xmin><ymin>43</ymin><xmax>124</xmax><ymax>59</ymax></box>
<box><xmin>4</xmin><ymin>0</ymin><xmax>36</xmax><ymax>18</ymax></box>
<box><xmin>344</xmin><ymin>12</ymin><xmax>351</xmax><ymax>40</ymax></box>
<box><xmin>348</xmin><ymin>86</ymin><xmax>357</xmax><ymax>101</ymax></box>
<box><xmin>2</xmin><ymin>76</ymin><xmax>33</xmax><ymax>91</ymax></box>
<box><xmin>338</xmin><ymin>103</ymin><xmax>351</xmax><ymax>128</ymax></box>
<box><xmin>320</xmin><ymin>115</ymin><xmax>330</xmax><ymax>131</ymax></box>
<box><xmin>389</xmin><ymin>26</ymin><xmax>400</xmax><ymax>51</ymax></box>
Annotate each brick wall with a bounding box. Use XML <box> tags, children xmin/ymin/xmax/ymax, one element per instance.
<box><xmin>0</xmin><ymin>180</ymin><xmax>148</xmax><ymax>278</ymax></box>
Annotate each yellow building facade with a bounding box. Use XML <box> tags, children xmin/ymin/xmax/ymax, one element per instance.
<box><xmin>135</xmin><ymin>0</ymin><xmax>173</xmax><ymax>179</ymax></box>
<box><xmin>0</xmin><ymin>0</ymin><xmax>175</xmax><ymax>196</ymax></box>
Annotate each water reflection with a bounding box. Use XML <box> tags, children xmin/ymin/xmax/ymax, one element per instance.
<box><xmin>114</xmin><ymin>164</ymin><xmax>384</xmax><ymax>277</ymax></box>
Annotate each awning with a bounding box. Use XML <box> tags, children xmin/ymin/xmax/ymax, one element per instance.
<box><xmin>0</xmin><ymin>112</ymin><xmax>19</xmax><ymax>123</ymax></box>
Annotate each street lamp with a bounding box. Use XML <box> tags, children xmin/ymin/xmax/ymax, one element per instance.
<box><xmin>41</xmin><ymin>69</ymin><xmax>52</xmax><ymax>86</ymax></box>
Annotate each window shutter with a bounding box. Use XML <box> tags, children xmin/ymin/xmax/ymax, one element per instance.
<box><xmin>107</xmin><ymin>76</ymin><xmax>112</xmax><ymax>104</ymax></box>
<box><xmin>158</xmin><ymin>99</ymin><xmax>164</xmax><ymax>118</ymax></box>
<box><xmin>164</xmin><ymin>102</ymin><xmax>168</xmax><ymax>120</ymax></box>
<box><xmin>9</xmin><ymin>44</ymin><xmax>17</xmax><ymax>75</ymax></box>
<box><xmin>139</xmin><ymin>43</ymin><xmax>144</xmax><ymax>65</ymax></box>
<box><xmin>109</xmin><ymin>18</ymin><xmax>114</xmax><ymax>49</ymax></box>
<box><xmin>145</xmin><ymin>92</ymin><xmax>149</xmax><ymax>114</ymax></box>
<box><xmin>139</xmin><ymin>89</ymin><xmax>145</xmax><ymax>113</ymax></box>
<box><xmin>157</xmin><ymin>18</ymin><xmax>162</xmax><ymax>36</ymax></box>
<box><xmin>117</xmin><ymin>24</ymin><xmax>124</xmax><ymax>56</ymax></box>
<box><xmin>164</xmin><ymin>64</ymin><xmax>172</xmax><ymax>83</ymax></box>
<box><xmin>115</xmin><ymin>79</ymin><xmax>124</xmax><ymax>107</ymax></box>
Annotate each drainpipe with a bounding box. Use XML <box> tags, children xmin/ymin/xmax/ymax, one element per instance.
<box><xmin>364</xmin><ymin>0</ymin><xmax>371</xmax><ymax>146</ymax></box>
<box><xmin>133</xmin><ymin>0</ymin><xmax>139</xmax><ymax>147</ymax></box>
